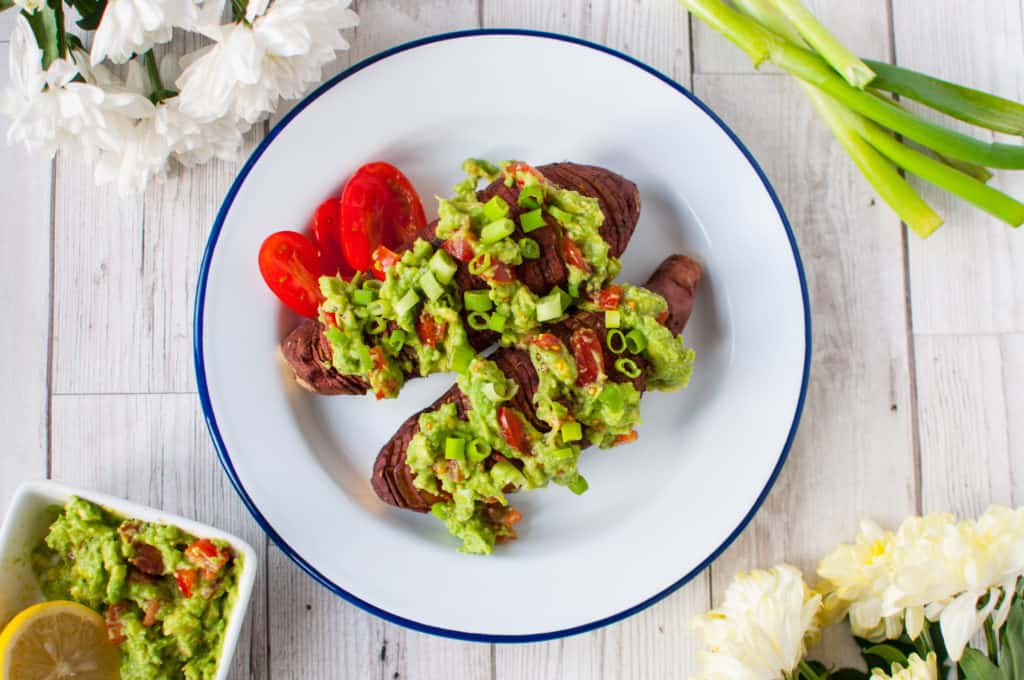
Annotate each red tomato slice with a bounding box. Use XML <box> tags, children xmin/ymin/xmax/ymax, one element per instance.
<box><xmin>443</xmin><ymin>236</ymin><xmax>475</xmax><ymax>263</ymax></box>
<box><xmin>175</xmin><ymin>568</ymin><xmax>197</xmax><ymax>599</ymax></box>
<box><xmin>340</xmin><ymin>163</ymin><xmax>427</xmax><ymax>271</ymax></box>
<box><xmin>596</xmin><ymin>285</ymin><xmax>622</xmax><ymax>310</ymax></box>
<box><xmin>371</xmin><ymin>245</ymin><xmax>400</xmax><ymax>281</ymax></box>
<box><xmin>562</xmin><ymin>237</ymin><xmax>590</xmax><ymax>272</ymax></box>
<box><xmin>497</xmin><ymin>407</ymin><xmax>527</xmax><ymax>453</ymax></box>
<box><xmin>258</xmin><ymin>231</ymin><xmax>325</xmax><ymax>318</ymax></box>
<box><xmin>311</xmin><ymin>198</ymin><xmax>355</xmax><ymax>278</ymax></box>
<box><xmin>571</xmin><ymin>328</ymin><xmax>604</xmax><ymax>386</ymax></box>
<box><xmin>416</xmin><ymin>313</ymin><xmax>447</xmax><ymax>348</ymax></box>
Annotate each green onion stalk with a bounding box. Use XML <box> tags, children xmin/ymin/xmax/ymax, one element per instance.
<box><xmin>678</xmin><ymin>0</ymin><xmax>1024</xmax><ymax>235</ymax></box>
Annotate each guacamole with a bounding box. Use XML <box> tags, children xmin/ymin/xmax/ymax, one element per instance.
<box><xmin>408</xmin><ymin>283</ymin><xmax>696</xmax><ymax>554</ymax></box>
<box><xmin>316</xmin><ymin>159</ymin><xmax>618</xmax><ymax>399</ymax></box>
<box><xmin>33</xmin><ymin>497</ymin><xmax>241</xmax><ymax>680</ymax></box>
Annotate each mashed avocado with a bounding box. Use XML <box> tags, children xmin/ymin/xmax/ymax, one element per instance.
<box><xmin>316</xmin><ymin>159</ymin><xmax>619</xmax><ymax>399</ymax></box>
<box><xmin>33</xmin><ymin>497</ymin><xmax>241</xmax><ymax>680</ymax></box>
<box><xmin>407</xmin><ymin>284</ymin><xmax>696</xmax><ymax>554</ymax></box>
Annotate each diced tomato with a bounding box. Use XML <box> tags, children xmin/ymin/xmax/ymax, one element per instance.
<box><xmin>416</xmin><ymin>313</ymin><xmax>447</xmax><ymax>348</ymax></box>
<box><xmin>571</xmin><ymin>328</ymin><xmax>604</xmax><ymax>386</ymax></box>
<box><xmin>562</xmin><ymin>237</ymin><xmax>590</xmax><ymax>272</ymax></box>
<box><xmin>497</xmin><ymin>407</ymin><xmax>527</xmax><ymax>453</ymax></box>
<box><xmin>371</xmin><ymin>245</ymin><xmax>400</xmax><ymax>281</ymax></box>
<box><xmin>258</xmin><ymin>231</ymin><xmax>325</xmax><ymax>318</ymax></box>
<box><xmin>656</xmin><ymin>309</ymin><xmax>670</xmax><ymax>326</ymax></box>
<box><xmin>105</xmin><ymin>603</ymin><xmax>127</xmax><ymax>644</ymax></box>
<box><xmin>504</xmin><ymin>161</ymin><xmax>546</xmax><ymax>187</ymax></box>
<box><xmin>175</xmin><ymin>568</ymin><xmax>198</xmax><ymax>599</ymax></box>
<box><xmin>311</xmin><ymin>198</ymin><xmax>355</xmax><ymax>278</ymax></box>
<box><xmin>443</xmin><ymin>236</ymin><xmax>475</xmax><ymax>263</ymax></box>
<box><xmin>614</xmin><ymin>430</ymin><xmax>639</xmax><ymax>446</ymax></box>
<box><xmin>369</xmin><ymin>346</ymin><xmax>388</xmax><ymax>371</ymax></box>
<box><xmin>340</xmin><ymin>163</ymin><xmax>426</xmax><ymax>271</ymax></box>
<box><xmin>185</xmin><ymin>539</ymin><xmax>230</xmax><ymax>581</ymax></box>
<box><xmin>487</xmin><ymin>262</ymin><xmax>516</xmax><ymax>283</ymax></box>
<box><xmin>596</xmin><ymin>285</ymin><xmax>623</xmax><ymax>310</ymax></box>
<box><xmin>532</xmin><ymin>333</ymin><xmax>562</xmax><ymax>351</ymax></box>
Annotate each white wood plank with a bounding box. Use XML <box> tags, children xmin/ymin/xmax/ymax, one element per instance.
<box><xmin>264</xmin><ymin>3</ymin><xmax>493</xmax><ymax>678</ymax></box>
<box><xmin>914</xmin><ymin>334</ymin><xmax>1018</xmax><ymax>511</ymax></box>
<box><xmin>691</xmin><ymin>0</ymin><xmax>891</xmax><ymax>75</ymax></box>
<box><xmin>894</xmin><ymin>0</ymin><xmax>1024</xmax><ymax>335</ymax></box>
<box><xmin>1002</xmin><ymin>333</ymin><xmax>1024</xmax><ymax>504</ymax></box>
<box><xmin>0</xmin><ymin>47</ymin><xmax>52</xmax><ymax>511</ymax></box>
<box><xmin>0</xmin><ymin>7</ymin><xmax>17</xmax><ymax>40</ymax></box>
<box><xmin>693</xmin><ymin>73</ymin><xmax>916</xmax><ymax>668</ymax></box>
<box><xmin>483</xmin><ymin>0</ymin><xmax>691</xmax><ymax>81</ymax></box>
<box><xmin>50</xmin><ymin>394</ymin><xmax>269</xmax><ymax>680</ymax></box>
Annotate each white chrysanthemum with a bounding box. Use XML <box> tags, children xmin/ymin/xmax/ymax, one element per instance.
<box><xmin>692</xmin><ymin>565</ymin><xmax>821</xmax><ymax>680</ymax></box>
<box><xmin>12</xmin><ymin>0</ymin><xmax>45</xmax><ymax>12</ymax></box>
<box><xmin>870</xmin><ymin>653</ymin><xmax>938</xmax><ymax>680</ymax></box>
<box><xmin>90</xmin><ymin>0</ymin><xmax>198</xmax><ymax>65</ymax></box>
<box><xmin>175</xmin><ymin>0</ymin><xmax>358</xmax><ymax>125</ymax></box>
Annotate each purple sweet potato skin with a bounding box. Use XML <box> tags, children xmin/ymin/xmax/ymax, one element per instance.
<box><xmin>371</xmin><ymin>254</ymin><xmax>702</xmax><ymax>512</ymax></box>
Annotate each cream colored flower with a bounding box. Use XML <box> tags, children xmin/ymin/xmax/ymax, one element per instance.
<box><xmin>870</xmin><ymin>652</ymin><xmax>938</xmax><ymax>680</ymax></box>
<box><xmin>90</xmin><ymin>0</ymin><xmax>198</xmax><ymax>65</ymax></box>
<box><xmin>692</xmin><ymin>565</ymin><xmax>821</xmax><ymax>680</ymax></box>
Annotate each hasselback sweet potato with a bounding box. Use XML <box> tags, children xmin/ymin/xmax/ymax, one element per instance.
<box><xmin>279</xmin><ymin>162</ymin><xmax>641</xmax><ymax>396</ymax></box>
<box><xmin>371</xmin><ymin>254</ymin><xmax>702</xmax><ymax>513</ymax></box>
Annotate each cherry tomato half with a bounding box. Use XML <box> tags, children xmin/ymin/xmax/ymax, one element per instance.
<box><xmin>258</xmin><ymin>231</ymin><xmax>325</xmax><ymax>318</ymax></box>
<box><xmin>340</xmin><ymin>163</ymin><xmax>427</xmax><ymax>271</ymax></box>
<box><xmin>312</xmin><ymin>198</ymin><xmax>355</xmax><ymax>278</ymax></box>
<box><xmin>571</xmin><ymin>328</ymin><xmax>604</xmax><ymax>386</ymax></box>
<box><xmin>497</xmin><ymin>407</ymin><xmax>527</xmax><ymax>453</ymax></box>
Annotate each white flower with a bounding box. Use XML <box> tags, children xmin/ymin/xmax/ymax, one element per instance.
<box><xmin>90</xmin><ymin>0</ymin><xmax>198</xmax><ymax>65</ymax></box>
<box><xmin>1</xmin><ymin>17</ymin><xmax>117</xmax><ymax>156</ymax></box>
<box><xmin>870</xmin><ymin>652</ymin><xmax>938</xmax><ymax>680</ymax></box>
<box><xmin>175</xmin><ymin>0</ymin><xmax>358</xmax><ymax>125</ymax></box>
<box><xmin>11</xmin><ymin>0</ymin><xmax>45</xmax><ymax>12</ymax></box>
<box><xmin>692</xmin><ymin>565</ymin><xmax>821</xmax><ymax>680</ymax></box>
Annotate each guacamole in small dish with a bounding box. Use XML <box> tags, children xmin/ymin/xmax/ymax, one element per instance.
<box><xmin>32</xmin><ymin>497</ymin><xmax>242</xmax><ymax>680</ymax></box>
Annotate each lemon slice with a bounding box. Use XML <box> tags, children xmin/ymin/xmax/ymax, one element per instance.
<box><xmin>0</xmin><ymin>601</ymin><xmax>120</xmax><ymax>679</ymax></box>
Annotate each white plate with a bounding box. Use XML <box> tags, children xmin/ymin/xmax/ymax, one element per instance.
<box><xmin>195</xmin><ymin>30</ymin><xmax>810</xmax><ymax>642</ymax></box>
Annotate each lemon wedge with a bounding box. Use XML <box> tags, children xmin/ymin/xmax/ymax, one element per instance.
<box><xmin>0</xmin><ymin>601</ymin><xmax>120</xmax><ymax>679</ymax></box>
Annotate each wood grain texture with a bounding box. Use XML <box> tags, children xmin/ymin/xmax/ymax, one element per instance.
<box><xmin>693</xmin><ymin>72</ymin><xmax>916</xmax><ymax>666</ymax></box>
<box><xmin>894</xmin><ymin>0</ymin><xmax>1024</xmax><ymax>335</ymax></box>
<box><xmin>692</xmin><ymin>0</ymin><xmax>891</xmax><ymax>75</ymax></box>
<box><xmin>0</xmin><ymin>47</ymin><xmax>51</xmax><ymax>509</ymax></box>
<box><xmin>0</xmin><ymin>8</ymin><xmax>16</xmax><ymax>40</ymax></box>
<box><xmin>914</xmin><ymin>335</ymin><xmax>1019</xmax><ymax>513</ymax></box>
<box><xmin>50</xmin><ymin>394</ymin><xmax>269</xmax><ymax>679</ymax></box>
<box><xmin>483</xmin><ymin>0</ymin><xmax>690</xmax><ymax>81</ymax></box>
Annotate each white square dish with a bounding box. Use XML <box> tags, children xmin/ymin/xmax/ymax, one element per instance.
<box><xmin>0</xmin><ymin>479</ymin><xmax>257</xmax><ymax>680</ymax></box>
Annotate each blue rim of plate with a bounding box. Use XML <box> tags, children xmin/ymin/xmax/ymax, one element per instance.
<box><xmin>194</xmin><ymin>28</ymin><xmax>812</xmax><ymax>644</ymax></box>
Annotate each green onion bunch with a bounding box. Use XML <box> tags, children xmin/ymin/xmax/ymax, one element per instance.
<box><xmin>679</xmin><ymin>0</ymin><xmax>1024</xmax><ymax>237</ymax></box>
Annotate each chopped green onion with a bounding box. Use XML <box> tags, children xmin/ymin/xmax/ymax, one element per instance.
<box><xmin>519</xmin><ymin>208</ymin><xmax>546</xmax><ymax>232</ymax></box>
<box><xmin>468</xmin><ymin>252</ymin><xmax>492</xmax><ymax>276</ymax></box>
<box><xmin>367</xmin><ymin>300</ymin><xmax>387</xmax><ymax>317</ymax></box>
<box><xmin>560</xmin><ymin>421</ymin><xmax>582</xmax><ymax>443</ymax></box>
<box><xmin>550</xmin><ymin>446</ymin><xmax>577</xmax><ymax>463</ymax></box>
<box><xmin>606</xmin><ymin>329</ymin><xmax>627</xmax><ymax>354</ymax></box>
<box><xmin>598</xmin><ymin>384</ymin><xmax>624</xmax><ymax>411</ymax></box>
<box><xmin>468</xmin><ymin>311</ymin><xmax>491</xmax><ymax>330</ymax></box>
<box><xmin>518</xmin><ymin>184</ymin><xmax>545</xmax><ymax>210</ymax></box>
<box><xmin>352</xmin><ymin>289</ymin><xmax>375</xmax><ymax>306</ymax></box>
<box><xmin>362</xmin><ymin>279</ymin><xmax>383</xmax><ymax>291</ymax></box>
<box><xmin>491</xmin><ymin>461</ymin><xmax>527</xmax><ymax>489</ymax></box>
<box><xmin>482</xmin><ymin>195</ymin><xmax>510</xmax><ymax>222</ymax></box>
<box><xmin>605</xmin><ymin>310</ymin><xmax>621</xmax><ymax>329</ymax></box>
<box><xmin>536</xmin><ymin>291</ymin><xmax>564</xmax><ymax>322</ymax></box>
<box><xmin>386</xmin><ymin>329</ymin><xmax>406</xmax><ymax>354</ymax></box>
<box><xmin>482</xmin><ymin>380</ymin><xmax>514</xmax><ymax>402</ymax></box>
<box><xmin>445</xmin><ymin>437</ymin><xmax>466</xmax><ymax>462</ymax></box>
<box><xmin>625</xmin><ymin>329</ymin><xmax>647</xmax><ymax>354</ymax></box>
<box><xmin>395</xmin><ymin>289</ymin><xmax>420</xmax><ymax>317</ymax></box>
<box><xmin>487</xmin><ymin>313</ymin><xmax>508</xmax><ymax>333</ymax></box>
<box><xmin>555</xmin><ymin>286</ymin><xmax>573</xmax><ymax>307</ymax></box>
<box><xmin>480</xmin><ymin>218</ymin><xmax>515</xmax><ymax>245</ymax></box>
<box><xmin>467</xmin><ymin>439</ymin><xmax>491</xmax><ymax>463</ymax></box>
<box><xmin>567</xmin><ymin>475</ymin><xmax>589</xmax><ymax>495</ymax></box>
<box><xmin>419</xmin><ymin>271</ymin><xmax>445</xmax><ymax>301</ymax></box>
<box><xmin>463</xmin><ymin>290</ymin><xmax>493</xmax><ymax>312</ymax></box>
<box><xmin>519</xmin><ymin>237</ymin><xmax>540</xmax><ymax>259</ymax></box>
<box><xmin>356</xmin><ymin>344</ymin><xmax>372</xmax><ymax>372</ymax></box>
<box><xmin>429</xmin><ymin>249</ymin><xmax>457</xmax><ymax>284</ymax></box>
<box><xmin>615</xmin><ymin>357</ymin><xmax>642</xmax><ymax>379</ymax></box>
<box><xmin>547</xmin><ymin>206</ymin><xmax>573</xmax><ymax>225</ymax></box>
<box><xmin>367</xmin><ymin>318</ymin><xmax>387</xmax><ymax>335</ymax></box>
<box><xmin>449</xmin><ymin>344</ymin><xmax>474</xmax><ymax>374</ymax></box>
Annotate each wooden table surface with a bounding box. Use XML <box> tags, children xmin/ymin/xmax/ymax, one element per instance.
<box><xmin>2</xmin><ymin>1</ymin><xmax>1022</xmax><ymax>677</ymax></box>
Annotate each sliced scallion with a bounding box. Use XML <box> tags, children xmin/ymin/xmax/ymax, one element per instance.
<box><xmin>467</xmin><ymin>311</ymin><xmax>491</xmax><ymax>330</ymax></box>
<box><xmin>605</xmin><ymin>310</ymin><xmax>621</xmax><ymax>329</ymax></box>
<box><xmin>519</xmin><ymin>237</ymin><xmax>540</xmax><ymax>259</ymax></box>
<box><xmin>352</xmin><ymin>289</ymin><xmax>375</xmax><ymax>306</ymax></box>
<box><xmin>487</xmin><ymin>312</ymin><xmax>508</xmax><ymax>332</ymax></box>
<box><xmin>468</xmin><ymin>252</ymin><xmax>492</xmax><ymax>276</ymax></box>
<box><xmin>464</xmin><ymin>290</ymin><xmax>493</xmax><ymax>312</ymax></box>
<box><xmin>606</xmin><ymin>329</ymin><xmax>627</xmax><ymax>354</ymax></box>
<box><xmin>560</xmin><ymin>421</ymin><xmax>582</xmax><ymax>443</ymax></box>
<box><xmin>517</xmin><ymin>184</ymin><xmax>545</xmax><ymax>210</ymax></box>
<box><xmin>536</xmin><ymin>291</ymin><xmax>564</xmax><ymax>322</ymax></box>
<box><xmin>449</xmin><ymin>344</ymin><xmax>474</xmax><ymax>374</ymax></box>
<box><xmin>428</xmin><ymin>249</ymin><xmax>457</xmax><ymax>284</ymax></box>
<box><xmin>625</xmin><ymin>329</ymin><xmax>647</xmax><ymax>354</ymax></box>
<box><xmin>567</xmin><ymin>475</ymin><xmax>589</xmax><ymax>495</ymax></box>
<box><xmin>395</xmin><ymin>289</ymin><xmax>420</xmax><ymax>317</ymax></box>
<box><xmin>519</xmin><ymin>208</ymin><xmax>547</xmax><ymax>232</ymax></box>
<box><xmin>480</xmin><ymin>218</ymin><xmax>515</xmax><ymax>245</ymax></box>
<box><xmin>615</xmin><ymin>357</ymin><xmax>642</xmax><ymax>379</ymax></box>
<box><xmin>482</xmin><ymin>195</ymin><xmax>510</xmax><ymax>222</ymax></box>
<box><xmin>467</xmin><ymin>438</ymin><xmax>491</xmax><ymax>463</ymax></box>
<box><xmin>445</xmin><ymin>437</ymin><xmax>466</xmax><ymax>462</ymax></box>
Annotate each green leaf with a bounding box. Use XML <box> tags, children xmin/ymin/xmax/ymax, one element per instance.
<box><xmin>1000</xmin><ymin>599</ymin><xmax>1024</xmax><ymax>680</ymax></box>
<box><xmin>0</xmin><ymin>0</ymin><xmax>15</xmax><ymax>12</ymax></box>
<box><xmin>22</xmin><ymin>5</ymin><xmax>61</xmax><ymax>68</ymax></box>
<box><xmin>960</xmin><ymin>648</ymin><xmax>1001</xmax><ymax>680</ymax></box>
<box><xmin>863</xmin><ymin>644</ymin><xmax>910</xmax><ymax>670</ymax></box>
<box><xmin>830</xmin><ymin>670</ymin><xmax>870</xmax><ymax>680</ymax></box>
<box><xmin>66</xmin><ymin>0</ymin><xmax>106</xmax><ymax>31</ymax></box>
